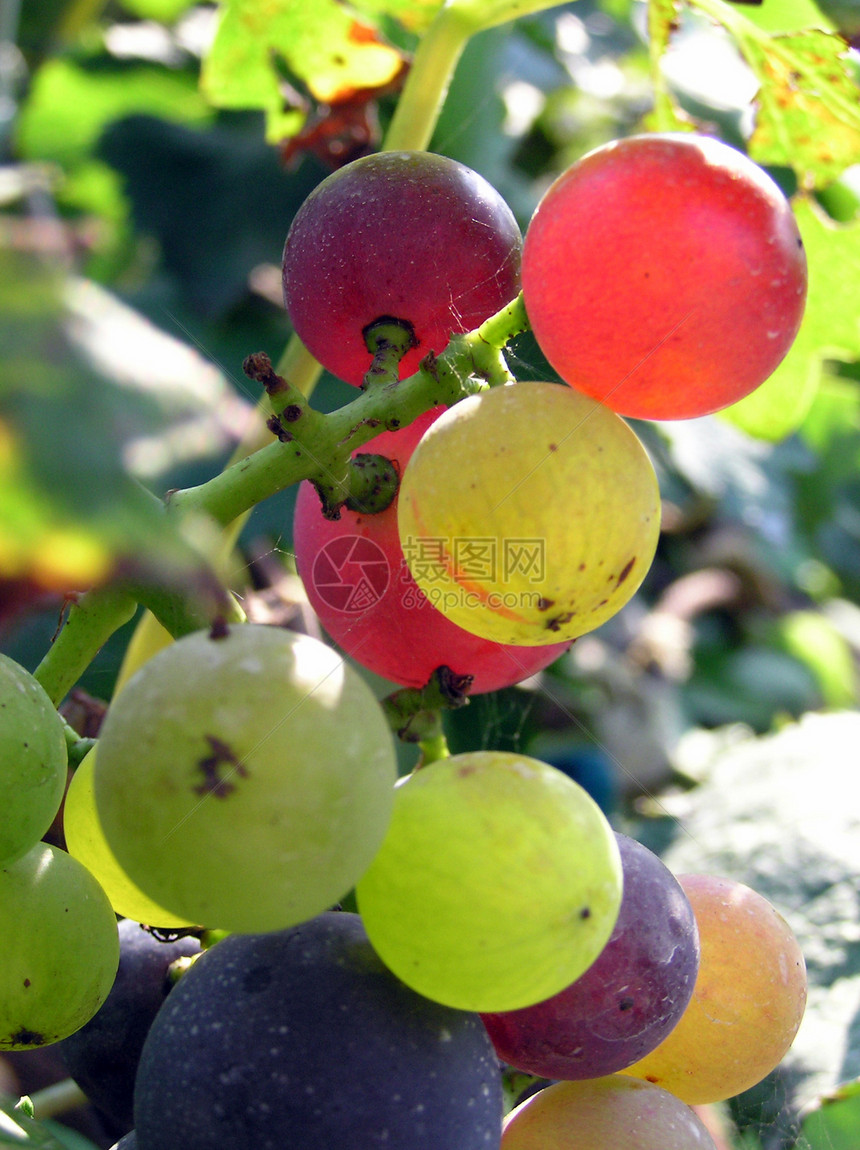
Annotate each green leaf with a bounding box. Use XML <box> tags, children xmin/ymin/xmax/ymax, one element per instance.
<box><xmin>201</xmin><ymin>0</ymin><xmax>407</xmax><ymax>143</ymax></box>
<box><xmin>349</xmin><ymin>0</ymin><xmax>443</xmax><ymax>33</ymax></box>
<box><xmin>801</xmin><ymin>1079</ymin><xmax>860</xmax><ymax>1149</ymax></box>
<box><xmin>722</xmin><ymin>196</ymin><xmax>860</xmax><ymax>440</ymax></box>
<box><xmin>0</xmin><ymin>245</ymin><xmax>230</xmax><ymax>594</ymax></box>
<box><xmin>119</xmin><ymin>0</ymin><xmax>199</xmax><ymax>19</ymax></box>
<box><xmin>0</xmin><ymin>1097</ymin><xmax>98</xmax><ymax>1149</ymax></box>
<box><xmin>15</xmin><ymin>58</ymin><xmax>212</xmax><ymax>168</ymax></box>
<box><xmin>775</xmin><ymin>610</ymin><xmax>858</xmax><ymax>707</ymax></box>
<box><xmin>744</xmin><ymin>28</ymin><xmax>860</xmax><ymax>188</ymax></box>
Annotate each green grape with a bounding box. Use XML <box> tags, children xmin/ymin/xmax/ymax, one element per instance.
<box><xmin>397</xmin><ymin>382</ymin><xmax>660</xmax><ymax>646</ymax></box>
<box><xmin>95</xmin><ymin>624</ymin><xmax>398</xmax><ymax>934</ymax></box>
<box><xmin>355</xmin><ymin>751</ymin><xmax>622</xmax><ymax>1012</ymax></box>
<box><xmin>64</xmin><ymin>748</ymin><xmax>193</xmax><ymax>929</ymax></box>
<box><xmin>0</xmin><ymin>652</ymin><xmax>68</xmax><ymax>865</ymax></box>
<box><xmin>0</xmin><ymin>842</ymin><xmax>119</xmax><ymax>1050</ymax></box>
<box><xmin>501</xmin><ymin>1077</ymin><xmax>717</xmax><ymax>1149</ymax></box>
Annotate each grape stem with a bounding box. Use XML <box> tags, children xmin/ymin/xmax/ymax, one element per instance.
<box><xmin>33</xmin><ymin>294</ymin><xmax>528</xmax><ymax>704</ymax></box>
<box><xmin>25</xmin><ymin>1078</ymin><xmax>89</xmax><ymax>1120</ymax></box>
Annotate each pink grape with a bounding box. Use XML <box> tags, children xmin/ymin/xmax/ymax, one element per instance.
<box><xmin>293</xmin><ymin>409</ymin><xmax>571</xmax><ymax>692</ymax></box>
<box><xmin>522</xmin><ymin>133</ymin><xmax>807</xmax><ymax>420</ymax></box>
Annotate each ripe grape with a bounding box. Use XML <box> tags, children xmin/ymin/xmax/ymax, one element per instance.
<box><xmin>59</xmin><ymin>917</ymin><xmax>201</xmax><ymax>1129</ymax></box>
<box><xmin>293</xmin><ymin>408</ymin><xmax>572</xmax><ymax>692</ymax></box>
<box><xmin>94</xmin><ymin>624</ymin><xmax>397</xmax><ymax>934</ymax></box>
<box><xmin>396</xmin><ymin>381</ymin><xmax>660</xmax><ymax>646</ymax></box>
<box><xmin>0</xmin><ymin>842</ymin><xmax>119</xmax><ymax>1050</ymax></box>
<box><xmin>133</xmin><ymin>912</ymin><xmax>503</xmax><ymax>1150</ymax></box>
<box><xmin>355</xmin><ymin>750</ymin><xmax>622</xmax><ymax>1012</ymax></box>
<box><xmin>281</xmin><ymin>150</ymin><xmax>522</xmax><ymax>385</ymax></box>
<box><xmin>620</xmin><ymin>873</ymin><xmax>808</xmax><ymax>1103</ymax></box>
<box><xmin>500</xmin><ymin>1076</ymin><xmax>717</xmax><ymax>1149</ymax></box>
<box><xmin>521</xmin><ymin>133</ymin><xmax>807</xmax><ymax>420</ymax></box>
<box><xmin>0</xmin><ymin>652</ymin><xmax>68</xmax><ymax>865</ymax></box>
<box><xmin>64</xmin><ymin>748</ymin><xmax>194</xmax><ymax>929</ymax></box>
<box><xmin>481</xmin><ymin>833</ymin><xmax>700</xmax><ymax>1079</ymax></box>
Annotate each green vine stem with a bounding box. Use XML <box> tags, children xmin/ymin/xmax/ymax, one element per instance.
<box><xmin>34</xmin><ymin>586</ymin><xmax>137</xmax><ymax>707</ymax></box>
<box><xmin>170</xmin><ymin>293</ymin><xmax>525</xmax><ymax>529</ymax></box>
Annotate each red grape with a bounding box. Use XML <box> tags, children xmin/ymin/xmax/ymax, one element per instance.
<box><xmin>521</xmin><ymin>133</ymin><xmax>807</xmax><ymax>420</ymax></box>
<box><xmin>293</xmin><ymin>409</ymin><xmax>571</xmax><ymax>692</ymax></box>
<box><xmin>282</xmin><ymin>151</ymin><xmax>522</xmax><ymax>385</ymax></box>
<box><xmin>481</xmin><ymin>834</ymin><xmax>700</xmax><ymax>1079</ymax></box>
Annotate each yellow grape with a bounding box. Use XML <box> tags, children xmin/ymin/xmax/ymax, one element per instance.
<box><xmin>397</xmin><ymin>382</ymin><xmax>660</xmax><ymax>645</ymax></box>
<box><xmin>64</xmin><ymin>748</ymin><xmax>193</xmax><ymax>929</ymax></box>
<box><xmin>620</xmin><ymin>874</ymin><xmax>807</xmax><ymax>1103</ymax></box>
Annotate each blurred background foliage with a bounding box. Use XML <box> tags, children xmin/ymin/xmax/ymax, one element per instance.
<box><xmin>2</xmin><ymin>0</ymin><xmax>860</xmax><ymax>1146</ymax></box>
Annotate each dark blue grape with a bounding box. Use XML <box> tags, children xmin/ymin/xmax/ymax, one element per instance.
<box><xmin>133</xmin><ymin>912</ymin><xmax>502</xmax><ymax>1150</ymax></box>
<box><xmin>58</xmin><ymin>919</ymin><xmax>201</xmax><ymax>1129</ymax></box>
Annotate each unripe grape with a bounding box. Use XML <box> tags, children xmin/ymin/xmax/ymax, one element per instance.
<box><xmin>620</xmin><ymin>873</ymin><xmax>807</xmax><ymax>1103</ymax></box>
<box><xmin>94</xmin><ymin>625</ymin><xmax>398</xmax><ymax>933</ymax></box>
<box><xmin>64</xmin><ymin>748</ymin><xmax>193</xmax><ymax>929</ymax></box>
<box><xmin>0</xmin><ymin>652</ymin><xmax>68</xmax><ymax>865</ymax></box>
<box><xmin>356</xmin><ymin>750</ymin><xmax>622</xmax><ymax>1012</ymax></box>
<box><xmin>0</xmin><ymin>842</ymin><xmax>119</xmax><ymax>1049</ymax></box>
<box><xmin>282</xmin><ymin>150</ymin><xmax>522</xmax><ymax>385</ymax></box>
<box><xmin>522</xmin><ymin>133</ymin><xmax>807</xmax><ymax>420</ymax></box>
<box><xmin>397</xmin><ymin>382</ymin><xmax>660</xmax><ymax>646</ymax></box>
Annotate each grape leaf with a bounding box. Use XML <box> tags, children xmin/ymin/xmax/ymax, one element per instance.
<box><xmin>201</xmin><ymin>0</ymin><xmax>407</xmax><ymax>144</ymax></box>
<box><xmin>0</xmin><ymin>245</ymin><xmax>233</xmax><ymax>597</ymax></box>
<box><xmin>743</xmin><ymin>27</ymin><xmax>860</xmax><ymax>187</ymax></box>
<box><xmin>722</xmin><ymin>196</ymin><xmax>860</xmax><ymax>440</ymax></box>
<box><xmin>800</xmin><ymin>1078</ymin><xmax>860</xmax><ymax>1149</ymax></box>
<box><xmin>0</xmin><ymin>1097</ymin><xmax>99</xmax><ymax>1149</ymax></box>
<box><xmin>15</xmin><ymin>58</ymin><xmax>211</xmax><ymax>168</ymax></box>
<box><xmin>349</xmin><ymin>0</ymin><xmax>443</xmax><ymax>32</ymax></box>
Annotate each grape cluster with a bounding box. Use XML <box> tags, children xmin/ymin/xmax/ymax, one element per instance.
<box><xmin>3</xmin><ymin>134</ymin><xmax>809</xmax><ymax>1149</ymax></box>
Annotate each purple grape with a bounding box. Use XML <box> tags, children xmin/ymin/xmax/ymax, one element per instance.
<box><xmin>58</xmin><ymin>919</ymin><xmax>201</xmax><ymax>1129</ymax></box>
<box><xmin>481</xmin><ymin>833</ymin><xmax>699</xmax><ymax>1079</ymax></box>
<box><xmin>281</xmin><ymin>150</ymin><xmax>522</xmax><ymax>385</ymax></box>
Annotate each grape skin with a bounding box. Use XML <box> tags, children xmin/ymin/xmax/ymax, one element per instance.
<box><xmin>64</xmin><ymin>747</ymin><xmax>193</xmax><ymax>929</ymax></box>
<box><xmin>59</xmin><ymin>918</ymin><xmax>201</xmax><ymax>1130</ymax></box>
<box><xmin>281</xmin><ymin>150</ymin><xmax>522</xmax><ymax>385</ymax></box>
<box><xmin>481</xmin><ymin>833</ymin><xmax>700</xmax><ymax>1079</ymax></box>
<box><xmin>500</xmin><ymin>1076</ymin><xmax>717</xmax><ymax>1149</ymax></box>
<box><xmin>0</xmin><ymin>842</ymin><xmax>119</xmax><ymax>1050</ymax></box>
<box><xmin>294</xmin><ymin>408</ymin><xmax>571</xmax><ymax>692</ymax></box>
<box><xmin>522</xmin><ymin>133</ymin><xmax>807</xmax><ymax>420</ymax></box>
<box><xmin>94</xmin><ymin>625</ymin><xmax>397</xmax><ymax>934</ymax></box>
<box><xmin>396</xmin><ymin>381</ymin><xmax>661</xmax><ymax>646</ymax></box>
<box><xmin>133</xmin><ymin>913</ymin><xmax>503</xmax><ymax>1150</ymax></box>
<box><xmin>0</xmin><ymin>652</ymin><xmax>68</xmax><ymax>866</ymax></box>
<box><xmin>620</xmin><ymin>873</ymin><xmax>808</xmax><ymax>1103</ymax></box>
<box><xmin>356</xmin><ymin>751</ymin><xmax>623</xmax><ymax>1013</ymax></box>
